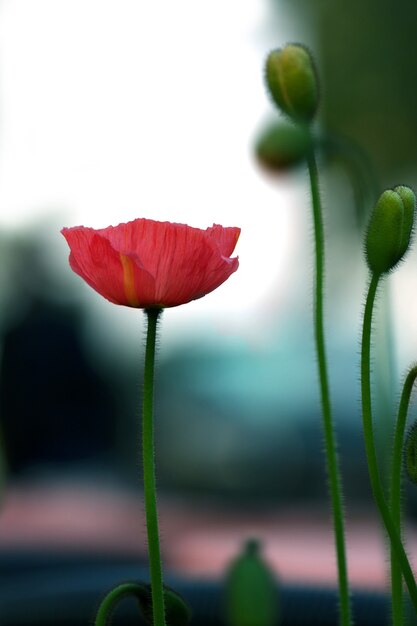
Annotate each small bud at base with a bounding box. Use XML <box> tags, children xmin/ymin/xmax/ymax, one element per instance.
<box><xmin>255</xmin><ymin>121</ymin><xmax>312</xmax><ymax>172</ymax></box>
<box><xmin>225</xmin><ymin>538</ymin><xmax>279</xmax><ymax>626</ymax></box>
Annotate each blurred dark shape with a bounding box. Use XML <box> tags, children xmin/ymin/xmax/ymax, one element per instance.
<box><xmin>154</xmin><ymin>345</ymin><xmax>370</xmax><ymax>504</ymax></box>
<box><xmin>319</xmin><ymin>0</ymin><xmax>417</xmax><ymax>185</ymax></box>
<box><xmin>0</xmin><ymin>238</ymin><xmax>117</xmax><ymax>476</ymax></box>
<box><xmin>255</xmin><ymin>120</ymin><xmax>311</xmax><ymax>172</ymax></box>
<box><xmin>0</xmin><ymin>294</ymin><xmax>116</xmax><ymax>474</ymax></box>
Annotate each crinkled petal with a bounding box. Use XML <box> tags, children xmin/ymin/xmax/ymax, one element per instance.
<box><xmin>62</xmin><ymin>226</ymin><xmax>156</xmax><ymax>306</ymax></box>
<box><xmin>205</xmin><ymin>224</ymin><xmax>241</xmax><ymax>257</ymax></box>
<box><xmin>98</xmin><ymin>219</ymin><xmax>239</xmax><ymax>307</ymax></box>
<box><xmin>156</xmin><ymin>234</ymin><xmax>239</xmax><ymax>306</ymax></box>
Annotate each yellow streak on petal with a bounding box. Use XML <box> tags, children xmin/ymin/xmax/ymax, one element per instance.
<box><xmin>120</xmin><ymin>253</ymin><xmax>140</xmax><ymax>306</ymax></box>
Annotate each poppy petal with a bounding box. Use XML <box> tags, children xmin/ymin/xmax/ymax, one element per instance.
<box><xmin>206</xmin><ymin>224</ymin><xmax>241</xmax><ymax>257</ymax></box>
<box><xmin>62</xmin><ymin>218</ymin><xmax>239</xmax><ymax>308</ymax></box>
<box><xmin>62</xmin><ymin>226</ymin><xmax>156</xmax><ymax>306</ymax></box>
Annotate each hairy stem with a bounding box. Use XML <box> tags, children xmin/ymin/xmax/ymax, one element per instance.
<box><xmin>307</xmin><ymin>149</ymin><xmax>351</xmax><ymax>626</ymax></box>
<box><xmin>361</xmin><ymin>273</ymin><xmax>417</xmax><ymax>614</ymax></box>
<box><xmin>143</xmin><ymin>308</ymin><xmax>166</xmax><ymax>626</ymax></box>
<box><xmin>390</xmin><ymin>365</ymin><xmax>417</xmax><ymax>625</ymax></box>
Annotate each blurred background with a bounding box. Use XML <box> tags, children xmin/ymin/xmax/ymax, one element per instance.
<box><xmin>0</xmin><ymin>0</ymin><xmax>417</xmax><ymax>616</ymax></box>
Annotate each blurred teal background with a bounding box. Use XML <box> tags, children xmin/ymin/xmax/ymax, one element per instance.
<box><xmin>0</xmin><ymin>0</ymin><xmax>416</xmax><ymax>592</ymax></box>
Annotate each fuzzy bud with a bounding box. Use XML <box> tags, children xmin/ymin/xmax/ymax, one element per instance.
<box><xmin>265</xmin><ymin>44</ymin><xmax>319</xmax><ymax>124</ymax></box>
<box><xmin>225</xmin><ymin>538</ymin><xmax>279</xmax><ymax>626</ymax></box>
<box><xmin>255</xmin><ymin>121</ymin><xmax>311</xmax><ymax>172</ymax></box>
<box><xmin>365</xmin><ymin>186</ymin><xmax>416</xmax><ymax>275</ymax></box>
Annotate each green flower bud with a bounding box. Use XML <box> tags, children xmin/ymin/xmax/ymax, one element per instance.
<box><xmin>395</xmin><ymin>185</ymin><xmax>416</xmax><ymax>258</ymax></box>
<box><xmin>405</xmin><ymin>422</ymin><xmax>417</xmax><ymax>485</ymax></box>
<box><xmin>138</xmin><ymin>584</ymin><xmax>191</xmax><ymax>626</ymax></box>
<box><xmin>255</xmin><ymin>121</ymin><xmax>312</xmax><ymax>172</ymax></box>
<box><xmin>265</xmin><ymin>44</ymin><xmax>319</xmax><ymax>124</ymax></box>
<box><xmin>365</xmin><ymin>186</ymin><xmax>416</xmax><ymax>275</ymax></box>
<box><xmin>225</xmin><ymin>538</ymin><xmax>279</xmax><ymax>626</ymax></box>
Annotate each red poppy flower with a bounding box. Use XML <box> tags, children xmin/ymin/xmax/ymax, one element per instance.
<box><xmin>62</xmin><ymin>218</ymin><xmax>240</xmax><ymax>308</ymax></box>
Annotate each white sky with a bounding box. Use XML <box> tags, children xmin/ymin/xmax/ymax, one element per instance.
<box><xmin>0</xmin><ymin>0</ymin><xmax>310</xmax><ymax>352</ymax></box>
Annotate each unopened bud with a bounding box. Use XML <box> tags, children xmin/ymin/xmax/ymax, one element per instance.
<box><xmin>365</xmin><ymin>186</ymin><xmax>416</xmax><ymax>275</ymax></box>
<box><xmin>225</xmin><ymin>538</ymin><xmax>278</xmax><ymax>626</ymax></box>
<box><xmin>405</xmin><ymin>422</ymin><xmax>417</xmax><ymax>485</ymax></box>
<box><xmin>265</xmin><ymin>44</ymin><xmax>319</xmax><ymax>124</ymax></box>
<box><xmin>395</xmin><ymin>185</ymin><xmax>415</xmax><ymax>258</ymax></box>
<box><xmin>255</xmin><ymin>121</ymin><xmax>311</xmax><ymax>172</ymax></box>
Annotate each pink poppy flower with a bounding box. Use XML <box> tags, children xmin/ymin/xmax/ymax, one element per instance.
<box><xmin>62</xmin><ymin>218</ymin><xmax>240</xmax><ymax>308</ymax></box>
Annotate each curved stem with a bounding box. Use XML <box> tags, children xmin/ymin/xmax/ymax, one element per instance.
<box><xmin>143</xmin><ymin>308</ymin><xmax>166</xmax><ymax>626</ymax></box>
<box><xmin>361</xmin><ymin>274</ymin><xmax>417</xmax><ymax>613</ymax></box>
<box><xmin>307</xmin><ymin>149</ymin><xmax>352</xmax><ymax>626</ymax></box>
<box><xmin>95</xmin><ymin>583</ymin><xmax>145</xmax><ymax>626</ymax></box>
<box><xmin>390</xmin><ymin>365</ymin><xmax>417</xmax><ymax>625</ymax></box>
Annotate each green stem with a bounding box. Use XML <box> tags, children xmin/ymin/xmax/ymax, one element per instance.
<box><xmin>361</xmin><ymin>273</ymin><xmax>417</xmax><ymax>614</ymax></box>
<box><xmin>307</xmin><ymin>149</ymin><xmax>351</xmax><ymax>626</ymax></box>
<box><xmin>143</xmin><ymin>308</ymin><xmax>166</xmax><ymax>626</ymax></box>
<box><xmin>94</xmin><ymin>583</ymin><xmax>145</xmax><ymax>626</ymax></box>
<box><xmin>390</xmin><ymin>365</ymin><xmax>417</xmax><ymax>625</ymax></box>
